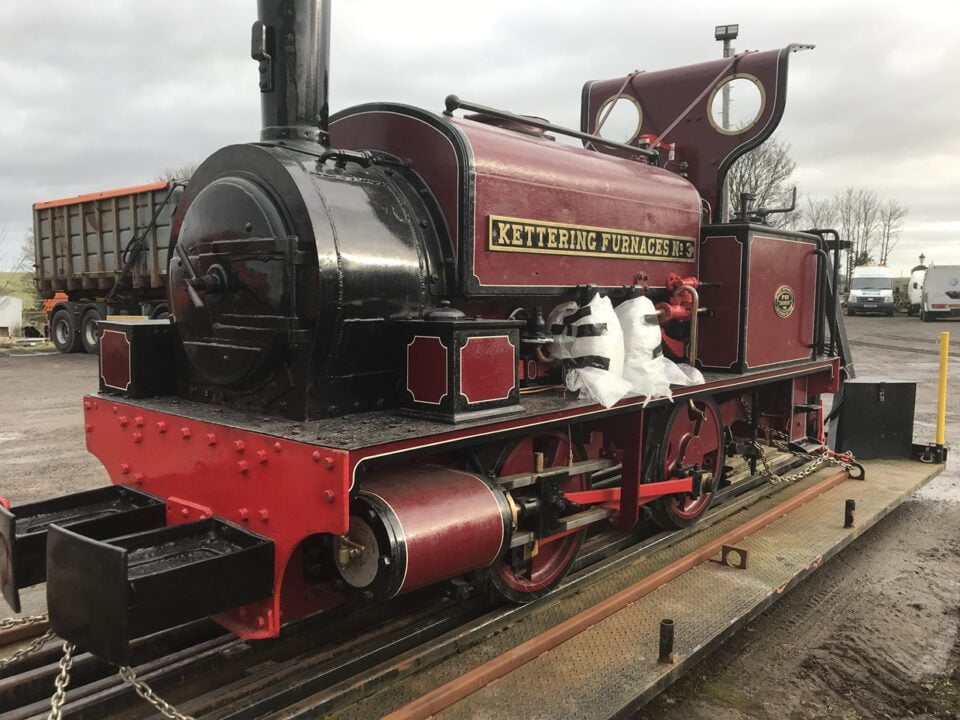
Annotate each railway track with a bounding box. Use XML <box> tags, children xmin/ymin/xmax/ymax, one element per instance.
<box><xmin>0</xmin><ymin>454</ymin><xmax>801</xmax><ymax>720</ymax></box>
<box><xmin>0</xmin><ymin>618</ymin><xmax>50</xmax><ymax>652</ymax></box>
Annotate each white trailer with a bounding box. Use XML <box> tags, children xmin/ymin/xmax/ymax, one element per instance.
<box><xmin>906</xmin><ymin>267</ymin><xmax>926</xmax><ymax>315</ymax></box>
<box><xmin>920</xmin><ymin>264</ymin><xmax>960</xmax><ymax>321</ymax></box>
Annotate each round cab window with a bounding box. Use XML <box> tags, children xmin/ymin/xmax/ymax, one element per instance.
<box><xmin>595</xmin><ymin>97</ymin><xmax>642</xmax><ymax>144</ymax></box>
<box><xmin>708</xmin><ymin>75</ymin><xmax>765</xmax><ymax>134</ymax></box>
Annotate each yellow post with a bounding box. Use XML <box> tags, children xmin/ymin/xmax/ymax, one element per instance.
<box><xmin>936</xmin><ymin>331</ymin><xmax>950</xmax><ymax>447</ymax></box>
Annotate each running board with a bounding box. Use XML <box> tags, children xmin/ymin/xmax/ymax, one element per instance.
<box><xmin>0</xmin><ymin>486</ymin><xmax>166</xmax><ymax>612</ymax></box>
<box><xmin>47</xmin><ymin>517</ymin><xmax>274</xmax><ymax>665</ymax></box>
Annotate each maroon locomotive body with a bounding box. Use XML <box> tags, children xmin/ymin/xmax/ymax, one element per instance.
<box><xmin>0</xmin><ymin>0</ymin><xmax>852</xmax><ymax>664</ymax></box>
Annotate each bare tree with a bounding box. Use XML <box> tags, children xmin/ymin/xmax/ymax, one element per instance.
<box><xmin>155</xmin><ymin>163</ymin><xmax>198</xmax><ymax>182</ymax></box>
<box><xmin>877</xmin><ymin>199</ymin><xmax>908</xmax><ymax>264</ymax></box>
<box><xmin>725</xmin><ymin>135</ymin><xmax>797</xmax><ymax>226</ymax></box>
<box><xmin>0</xmin><ymin>228</ymin><xmax>39</xmax><ymax>308</ymax></box>
<box><xmin>835</xmin><ymin>188</ymin><xmax>882</xmax><ymax>285</ymax></box>
<box><xmin>0</xmin><ymin>224</ymin><xmax>14</xmax><ymax>295</ymax></box>
<box><xmin>800</xmin><ymin>196</ymin><xmax>839</xmax><ymax>230</ymax></box>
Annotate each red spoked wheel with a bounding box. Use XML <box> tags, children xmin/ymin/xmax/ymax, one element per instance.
<box><xmin>650</xmin><ymin>397</ymin><xmax>726</xmax><ymax>529</ymax></box>
<box><xmin>475</xmin><ymin>431</ymin><xmax>591</xmax><ymax>603</ymax></box>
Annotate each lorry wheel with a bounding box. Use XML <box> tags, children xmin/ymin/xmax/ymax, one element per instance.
<box><xmin>846</xmin><ymin>307</ymin><xmax>856</xmax><ymax>317</ymax></box>
<box><xmin>80</xmin><ymin>309</ymin><xmax>104</xmax><ymax>354</ymax></box>
<box><xmin>922</xmin><ymin>309</ymin><xmax>932</xmax><ymax>322</ymax></box>
<box><xmin>885</xmin><ymin>309</ymin><xmax>894</xmax><ymax>317</ymax></box>
<box><xmin>51</xmin><ymin>310</ymin><xmax>82</xmax><ymax>353</ymax></box>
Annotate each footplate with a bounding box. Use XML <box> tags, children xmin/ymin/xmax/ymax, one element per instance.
<box><xmin>47</xmin><ymin>517</ymin><xmax>274</xmax><ymax>664</ymax></box>
<box><xmin>0</xmin><ymin>485</ymin><xmax>166</xmax><ymax>612</ymax></box>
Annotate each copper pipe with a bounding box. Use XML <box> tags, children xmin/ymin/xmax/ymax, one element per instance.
<box><xmin>675</xmin><ymin>284</ymin><xmax>700</xmax><ymax>366</ymax></box>
<box><xmin>384</xmin><ymin>468</ymin><xmax>850</xmax><ymax>720</ymax></box>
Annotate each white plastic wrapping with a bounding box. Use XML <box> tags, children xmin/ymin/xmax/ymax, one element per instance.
<box><xmin>614</xmin><ymin>295</ymin><xmax>703</xmax><ymax>403</ymax></box>
<box><xmin>550</xmin><ymin>293</ymin><xmax>631</xmax><ymax>408</ymax></box>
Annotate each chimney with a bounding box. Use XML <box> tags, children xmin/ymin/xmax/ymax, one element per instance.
<box><xmin>252</xmin><ymin>0</ymin><xmax>330</xmax><ymax>144</ymax></box>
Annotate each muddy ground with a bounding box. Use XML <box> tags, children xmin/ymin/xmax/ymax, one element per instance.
<box><xmin>0</xmin><ymin>317</ymin><xmax>957</xmax><ymax>719</ymax></box>
<box><xmin>645</xmin><ymin>316</ymin><xmax>960</xmax><ymax>720</ymax></box>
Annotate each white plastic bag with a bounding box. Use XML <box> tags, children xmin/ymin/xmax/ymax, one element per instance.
<box><xmin>550</xmin><ymin>293</ymin><xmax>631</xmax><ymax>408</ymax></box>
<box><xmin>662</xmin><ymin>360</ymin><xmax>704</xmax><ymax>386</ymax></box>
<box><xmin>614</xmin><ymin>295</ymin><xmax>702</xmax><ymax>403</ymax></box>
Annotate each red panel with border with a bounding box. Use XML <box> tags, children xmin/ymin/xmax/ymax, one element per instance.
<box><xmin>406</xmin><ymin>336</ymin><xmax>448</xmax><ymax>405</ymax></box>
<box><xmin>745</xmin><ymin>235</ymin><xmax>817</xmax><ymax>368</ymax></box>
<box><xmin>100</xmin><ymin>330</ymin><xmax>132</xmax><ymax>391</ymax></box>
<box><xmin>459</xmin><ymin>335</ymin><xmax>516</xmax><ymax>405</ymax></box>
<box><xmin>697</xmin><ymin>235</ymin><xmax>743</xmax><ymax>369</ymax></box>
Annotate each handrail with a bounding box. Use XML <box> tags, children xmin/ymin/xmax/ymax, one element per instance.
<box><xmin>443</xmin><ymin>95</ymin><xmax>658</xmax><ymax>160</ymax></box>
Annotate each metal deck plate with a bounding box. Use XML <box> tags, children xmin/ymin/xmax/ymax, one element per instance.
<box><xmin>334</xmin><ymin>459</ymin><xmax>941</xmax><ymax>719</ymax></box>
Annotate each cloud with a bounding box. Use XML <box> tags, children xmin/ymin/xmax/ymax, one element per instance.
<box><xmin>1</xmin><ymin>0</ymin><xmax>958</xmax><ymax>275</ymax></box>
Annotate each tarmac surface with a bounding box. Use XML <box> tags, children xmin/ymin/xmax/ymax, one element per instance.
<box><xmin>0</xmin><ymin>315</ymin><xmax>957</xmax><ymax>719</ymax></box>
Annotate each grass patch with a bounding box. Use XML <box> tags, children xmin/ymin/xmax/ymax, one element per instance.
<box><xmin>701</xmin><ymin>681</ymin><xmax>762</xmax><ymax>713</ymax></box>
<box><xmin>920</xmin><ymin>677</ymin><xmax>960</xmax><ymax>719</ymax></box>
<box><xmin>0</xmin><ymin>341</ymin><xmax>55</xmax><ymax>354</ymax></box>
<box><xmin>0</xmin><ymin>271</ymin><xmax>40</xmax><ymax>306</ymax></box>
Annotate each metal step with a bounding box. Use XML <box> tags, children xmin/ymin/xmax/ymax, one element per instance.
<box><xmin>0</xmin><ymin>485</ymin><xmax>166</xmax><ymax>612</ymax></box>
<box><xmin>46</xmin><ymin>517</ymin><xmax>274</xmax><ymax>665</ymax></box>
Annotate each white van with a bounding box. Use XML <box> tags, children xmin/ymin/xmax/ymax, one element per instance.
<box><xmin>907</xmin><ymin>266</ymin><xmax>926</xmax><ymax>315</ymax></box>
<box><xmin>920</xmin><ymin>265</ymin><xmax>960</xmax><ymax>321</ymax></box>
<box><xmin>847</xmin><ymin>265</ymin><xmax>895</xmax><ymax>316</ymax></box>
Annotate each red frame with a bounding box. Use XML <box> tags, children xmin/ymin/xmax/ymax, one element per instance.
<box><xmin>81</xmin><ymin>357</ymin><xmax>840</xmax><ymax>640</ymax></box>
<box><xmin>83</xmin><ymin>398</ymin><xmax>350</xmax><ymax>638</ymax></box>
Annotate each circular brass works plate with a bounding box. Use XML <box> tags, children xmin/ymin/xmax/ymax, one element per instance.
<box><xmin>774</xmin><ymin>285</ymin><xmax>796</xmax><ymax>318</ymax></box>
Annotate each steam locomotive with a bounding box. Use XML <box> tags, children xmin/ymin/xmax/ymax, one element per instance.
<box><xmin>0</xmin><ymin>0</ymin><xmax>848</xmax><ymax>664</ymax></box>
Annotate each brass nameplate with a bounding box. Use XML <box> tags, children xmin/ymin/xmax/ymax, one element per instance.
<box><xmin>487</xmin><ymin>215</ymin><xmax>696</xmax><ymax>262</ymax></box>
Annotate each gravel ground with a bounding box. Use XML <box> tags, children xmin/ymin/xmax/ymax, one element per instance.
<box><xmin>0</xmin><ymin>351</ymin><xmax>105</xmax><ymax>503</ymax></box>
<box><xmin>0</xmin><ymin>317</ymin><xmax>957</xmax><ymax>719</ymax></box>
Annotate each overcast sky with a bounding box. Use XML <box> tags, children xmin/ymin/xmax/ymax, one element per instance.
<box><xmin>1</xmin><ymin>0</ymin><xmax>957</xmax><ymax>275</ymax></box>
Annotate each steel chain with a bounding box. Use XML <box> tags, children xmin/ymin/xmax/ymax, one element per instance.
<box><xmin>752</xmin><ymin>430</ymin><xmax>860</xmax><ymax>486</ymax></box>
<box><xmin>118</xmin><ymin>666</ymin><xmax>195</xmax><ymax>720</ymax></box>
<box><xmin>0</xmin><ymin>628</ymin><xmax>56</xmax><ymax>671</ymax></box>
<box><xmin>47</xmin><ymin>641</ymin><xmax>75</xmax><ymax>720</ymax></box>
<box><xmin>0</xmin><ymin>613</ymin><xmax>55</xmax><ymax>672</ymax></box>
<box><xmin>0</xmin><ymin>613</ymin><xmax>48</xmax><ymax>630</ymax></box>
